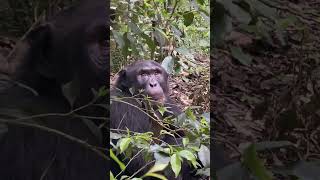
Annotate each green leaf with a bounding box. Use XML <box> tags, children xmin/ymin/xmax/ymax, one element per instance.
<box><xmin>212</xmin><ymin>2</ymin><xmax>232</xmax><ymax>46</ymax></box>
<box><xmin>178</xmin><ymin>150</ymin><xmax>198</xmax><ymax>168</ymax></box>
<box><xmin>140</xmin><ymin>33</ymin><xmax>156</xmax><ymax>58</ymax></box>
<box><xmin>243</xmin><ymin>144</ymin><xmax>273</xmax><ymax>180</ymax></box>
<box><xmin>146</xmin><ymin>163</ymin><xmax>168</xmax><ymax>173</ymax></box>
<box><xmin>183</xmin><ymin>11</ymin><xmax>194</xmax><ymax>26</ymax></box>
<box><xmin>185</xmin><ymin>108</ymin><xmax>197</xmax><ymax>121</ymax></box>
<box><xmin>80</xmin><ymin>117</ymin><xmax>102</xmax><ymax>143</ymax></box>
<box><xmin>119</xmin><ymin>137</ymin><xmax>131</xmax><ymax>153</ymax></box>
<box><xmin>154</xmin><ymin>28</ymin><xmax>168</xmax><ymax>47</ymax></box>
<box><xmin>161</xmin><ymin>56</ymin><xmax>175</xmax><ymax>74</ymax></box>
<box><xmin>143</xmin><ymin>172</ymin><xmax>168</xmax><ymax>180</ymax></box>
<box><xmin>255</xmin><ymin>141</ymin><xmax>294</xmax><ymax>151</ymax></box>
<box><xmin>198</xmin><ymin>145</ymin><xmax>210</xmax><ymax>167</ymax></box>
<box><xmin>218</xmin><ymin>0</ymin><xmax>251</xmax><ymax>24</ymax></box>
<box><xmin>61</xmin><ymin>80</ymin><xmax>79</xmax><ymax>107</ymax></box>
<box><xmin>158</xmin><ymin>106</ymin><xmax>167</xmax><ymax>116</ymax></box>
<box><xmin>196</xmin><ymin>0</ymin><xmax>205</xmax><ymax>5</ymax></box>
<box><xmin>230</xmin><ymin>46</ymin><xmax>252</xmax><ymax>66</ymax></box>
<box><xmin>182</xmin><ymin>138</ymin><xmax>189</xmax><ymax>147</ymax></box>
<box><xmin>112</xmin><ymin>30</ymin><xmax>125</xmax><ymax>48</ymax></box>
<box><xmin>98</xmin><ymin>86</ymin><xmax>108</xmax><ymax>97</ymax></box>
<box><xmin>154</xmin><ymin>152</ymin><xmax>171</xmax><ymax>165</ymax></box>
<box><xmin>128</xmin><ymin>21</ymin><xmax>142</xmax><ymax>34</ymax></box>
<box><xmin>110</xmin><ymin>149</ymin><xmax>126</xmax><ymax>170</ymax></box>
<box><xmin>110</xmin><ymin>171</ymin><xmax>116</xmax><ymax>180</ymax></box>
<box><xmin>171</xmin><ymin>25</ymin><xmax>182</xmax><ymax>37</ymax></box>
<box><xmin>247</xmin><ymin>0</ymin><xmax>278</xmax><ymax>20</ymax></box>
<box><xmin>110</xmin><ymin>132</ymin><xmax>123</xmax><ymax>140</ymax></box>
<box><xmin>170</xmin><ymin>154</ymin><xmax>182</xmax><ymax>177</ymax></box>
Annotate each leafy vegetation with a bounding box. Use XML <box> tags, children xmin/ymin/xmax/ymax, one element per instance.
<box><xmin>110</xmin><ymin>0</ymin><xmax>210</xmax><ymax>179</ymax></box>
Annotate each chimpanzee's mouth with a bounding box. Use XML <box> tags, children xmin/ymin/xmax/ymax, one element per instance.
<box><xmin>150</xmin><ymin>94</ymin><xmax>165</xmax><ymax>103</ymax></box>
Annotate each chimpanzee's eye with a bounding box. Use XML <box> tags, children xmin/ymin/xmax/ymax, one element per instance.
<box><xmin>140</xmin><ymin>72</ymin><xmax>148</xmax><ymax>76</ymax></box>
<box><xmin>154</xmin><ymin>70</ymin><xmax>161</xmax><ymax>75</ymax></box>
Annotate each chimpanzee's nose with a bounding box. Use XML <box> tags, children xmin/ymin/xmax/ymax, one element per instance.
<box><xmin>149</xmin><ymin>82</ymin><xmax>157</xmax><ymax>87</ymax></box>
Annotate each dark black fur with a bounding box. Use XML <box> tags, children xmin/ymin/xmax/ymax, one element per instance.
<box><xmin>110</xmin><ymin>60</ymin><xmax>199</xmax><ymax>180</ymax></box>
<box><xmin>0</xmin><ymin>0</ymin><xmax>108</xmax><ymax>179</ymax></box>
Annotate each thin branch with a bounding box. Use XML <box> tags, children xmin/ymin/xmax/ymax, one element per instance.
<box><xmin>0</xmin><ymin>118</ymin><xmax>108</xmax><ymax>160</ymax></box>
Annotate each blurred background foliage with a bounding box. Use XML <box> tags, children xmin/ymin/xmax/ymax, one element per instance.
<box><xmin>0</xmin><ymin>0</ymin><xmax>77</xmax><ymax>37</ymax></box>
<box><xmin>110</xmin><ymin>0</ymin><xmax>210</xmax><ymax>74</ymax></box>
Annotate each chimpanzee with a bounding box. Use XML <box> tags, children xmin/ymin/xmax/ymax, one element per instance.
<box><xmin>110</xmin><ymin>60</ymin><xmax>200</xmax><ymax>179</ymax></box>
<box><xmin>111</xmin><ymin>60</ymin><xmax>181</xmax><ymax>132</ymax></box>
<box><xmin>0</xmin><ymin>0</ymin><xmax>109</xmax><ymax>179</ymax></box>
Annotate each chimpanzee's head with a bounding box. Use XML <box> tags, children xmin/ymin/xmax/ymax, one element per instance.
<box><xmin>115</xmin><ymin>60</ymin><xmax>169</xmax><ymax>103</ymax></box>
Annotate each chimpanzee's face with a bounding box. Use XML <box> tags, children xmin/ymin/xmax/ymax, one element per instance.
<box><xmin>116</xmin><ymin>60</ymin><xmax>169</xmax><ymax>103</ymax></box>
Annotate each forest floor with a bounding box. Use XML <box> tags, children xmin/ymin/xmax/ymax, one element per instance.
<box><xmin>212</xmin><ymin>0</ymin><xmax>320</xmax><ymax>170</ymax></box>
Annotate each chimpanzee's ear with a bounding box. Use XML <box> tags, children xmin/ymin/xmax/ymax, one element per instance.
<box><xmin>115</xmin><ymin>69</ymin><xmax>129</xmax><ymax>91</ymax></box>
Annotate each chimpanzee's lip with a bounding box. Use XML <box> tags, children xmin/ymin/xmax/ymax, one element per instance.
<box><xmin>150</xmin><ymin>94</ymin><xmax>165</xmax><ymax>103</ymax></box>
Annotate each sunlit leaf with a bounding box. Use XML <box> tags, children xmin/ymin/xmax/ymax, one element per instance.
<box><xmin>170</xmin><ymin>153</ymin><xmax>182</xmax><ymax>177</ymax></box>
<box><xmin>119</xmin><ymin>137</ymin><xmax>131</xmax><ymax>153</ymax></box>
<box><xmin>110</xmin><ymin>149</ymin><xmax>126</xmax><ymax>170</ymax></box>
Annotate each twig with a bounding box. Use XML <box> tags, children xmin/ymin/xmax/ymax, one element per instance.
<box><xmin>115</xmin><ymin>149</ymin><xmax>144</xmax><ymax>178</ymax></box>
<box><xmin>0</xmin><ymin>118</ymin><xmax>107</xmax><ymax>160</ymax></box>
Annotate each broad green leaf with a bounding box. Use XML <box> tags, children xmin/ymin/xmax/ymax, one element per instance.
<box><xmin>219</xmin><ymin>0</ymin><xmax>251</xmax><ymax>24</ymax></box>
<box><xmin>128</xmin><ymin>21</ymin><xmax>142</xmax><ymax>34</ymax></box>
<box><xmin>212</xmin><ymin>2</ymin><xmax>232</xmax><ymax>46</ymax></box>
<box><xmin>80</xmin><ymin>117</ymin><xmax>102</xmax><ymax>143</ymax></box>
<box><xmin>140</xmin><ymin>33</ymin><xmax>156</xmax><ymax>58</ymax></box>
<box><xmin>119</xmin><ymin>137</ymin><xmax>131</xmax><ymax>153</ymax></box>
<box><xmin>161</xmin><ymin>56</ymin><xmax>175</xmax><ymax>74</ymax></box>
<box><xmin>179</xmin><ymin>150</ymin><xmax>198</xmax><ymax>168</ymax></box>
<box><xmin>171</xmin><ymin>25</ymin><xmax>182</xmax><ymax>37</ymax></box>
<box><xmin>143</xmin><ymin>172</ymin><xmax>168</xmax><ymax>180</ymax></box>
<box><xmin>110</xmin><ymin>132</ymin><xmax>123</xmax><ymax>140</ymax></box>
<box><xmin>255</xmin><ymin>141</ymin><xmax>294</xmax><ymax>151</ymax></box>
<box><xmin>183</xmin><ymin>11</ymin><xmax>194</xmax><ymax>26</ymax></box>
<box><xmin>146</xmin><ymin>163</ymin><xmax>168</xmax><ymax>173</ymax></box>
<box><xmin>185</xmin><ymin>108</ymin><xmax>197</xmax><ymax>121</ymax></box>
<box><xmin>182</xmin><ymin>138</ymin><xmax>189</xmax><ymax>147</ymax></box>
<box><xmin>179</xmin><ymin>150</ymin><xmax>195</xmax><ymax>160</ymax></box>
<box><xmin>110</xmin><ymin>149</ymin><xmax>126</xmax><ymax>170</ymax></box>
<box><xmin>246</xmin><ymin>0</ymin><xmax>278</xmax><ymax>20</ymax></box>
<box><xmin>112</xmin><ymin>30</ymin><xmax>125</xmax><ymax>48</ymax></box>
<box><xmin>110</xmin><ymin>171</ymin><xmax>116</xmax><ymax>180</ymax></box>
<box><xmin>198</xmin><ymin>145</ymin><xmax>210</xmax><ymax>167</ymax></box>
<box><xmin>170</xmin><ymin>153</ymin><xmax>182</xmax><ymax>177</ymax></box>
<box><xmin>154</xmin><ymin>28</ymin><xmax>168</xmax><ymax>47</ymax></box>
<box><xmin>154</xmin><ymin>152</ymin><xmax>171</xmax><ymax>165</ymax></box>
<box><xmin>230</xmin><ymin>46</ymin><xmax>252</xmax><ymax>66</ymax></box>
<box><xmin>62</xmin><ymin>80</ymin><xmax>79</xmax><ymax>107</ymax></box>
<box><xmin>243</xmin><ymin>144</ymin><xmax>273</xmax><ymax>180</ymax></box>
<box><xmin>158</xmin><ymin>106</ymin><xmax>167</xmax><ymax>116</ymax></box>
<box><xmin>196</xmin><ymin>0</ymin><xmax>205</xmax><ymax>5</ymax></box>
